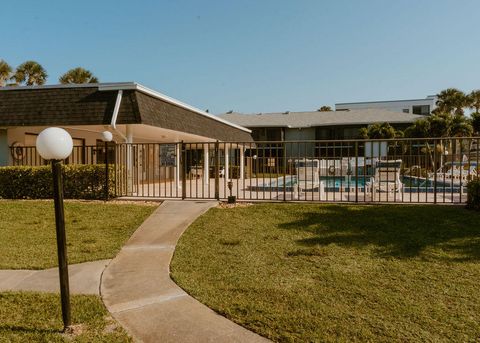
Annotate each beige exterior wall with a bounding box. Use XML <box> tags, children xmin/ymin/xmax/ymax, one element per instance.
<box><xmin>7</xmin><ymin>126</ymin><xmax>122</xmax><ymax>147</ymax></box>
<box><xmin>5</xmin><ymin>126</ymin><xmax>124</xmax><ymax>166</ymax></box>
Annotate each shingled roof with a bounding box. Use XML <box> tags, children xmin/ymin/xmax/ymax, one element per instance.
<box><xmin>218</xmin><ymin>109</ymin><xmax>426</xmax><ymax>128</ymax></box>
<box><xmin>0</xmin><ymin>82</ymin><xmax>252</xmax><ymax>142</ymax></box>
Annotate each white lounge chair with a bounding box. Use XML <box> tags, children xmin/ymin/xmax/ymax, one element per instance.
<box><xmin>368</xmin><ymin>160</ymin><xmax>403</xmax><ymax>199</ymax></box>
<box><xmin>295</xmin><ymin>159</ymin><xmax>325</xmax><ymax>199</ymax></box>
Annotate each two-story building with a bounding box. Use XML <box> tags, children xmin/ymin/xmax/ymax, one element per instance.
<box><xmin>219</xmin><ymin>108</ymin><xmax>424</xmax><ymax>159</ymax></box>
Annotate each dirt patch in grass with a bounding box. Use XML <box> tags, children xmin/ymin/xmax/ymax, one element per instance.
<box><xmin>217</xmin><ymin>202</ymin><xmax>253</xmax><ymax>209</ymax></box>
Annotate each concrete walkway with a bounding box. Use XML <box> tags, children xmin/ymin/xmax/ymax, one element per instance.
<box><xmin>101</xmin><ymin>200</ymin><xmax>269</xmax><ymax>343</ymax></box>
<box><xmin>0</xmin><ymin>259</ymin><xmax>110</xmax><ymax>295</ymax></box>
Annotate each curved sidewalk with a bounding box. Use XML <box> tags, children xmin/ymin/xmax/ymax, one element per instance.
<box><xmin>0</xmin><ymin>259</ymin><xmax>109</xmax><ymax>295</ymax></box>
<box><xmin>101</xmin><ymin>200</ymin><xmax>269</xmax><ymax>343</ymax></box>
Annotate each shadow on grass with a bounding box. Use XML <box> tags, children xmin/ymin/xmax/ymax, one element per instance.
<box><xmin>278</xmin><ymin>205</ymin><xmax>480</xmax><ymax>261</ymax></box>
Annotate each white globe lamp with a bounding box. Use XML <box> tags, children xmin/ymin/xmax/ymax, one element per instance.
<box><xmin>101</xmin><ymin>130</ymin><xmax>113</xmax><ymax>142</ymax></box>
<box><xmin>36</xmin><ymin>127</ymin><xmax>73</xmax><ymax>160</ymax></box>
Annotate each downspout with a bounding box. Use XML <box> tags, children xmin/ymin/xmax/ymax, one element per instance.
<box><xmin>110</xmin><ymin>89</ymin><xmax>133</xmax><ymax>193</ymax></box>
<box><xmin>110</xmin><ymin>90</ymin><xmax>127</xmax><ymax>141</ymax></box>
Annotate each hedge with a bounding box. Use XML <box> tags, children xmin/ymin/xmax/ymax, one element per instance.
<box><xmin>0</xmin><ymin>164</ymin><xmax>115</xmax><ymax>200</ymax></box>
<box><xmin>467</xmin><ymin>178</ymin><xmax>480</xmax><ymax>211</ymax></box>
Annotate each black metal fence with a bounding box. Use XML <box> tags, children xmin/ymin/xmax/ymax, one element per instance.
<box><xmin>10</xmin><ymin>145</ymin><xmax>114</xmax><ymax>166</ymax></box>
<box><xmin>8</xmin><ymin>137</ymin><xmax>480</xmax><ymax>203</ymax></box>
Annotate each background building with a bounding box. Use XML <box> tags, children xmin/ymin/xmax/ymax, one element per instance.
<box><xmin>335</xmin><ymin>96</ymin><xmax>437</xmax><ymax>115</ymax></box>
<box><xmin>219</xmin><ymin>109</ymin><xmax>424</xmax><ymax>158</ymax></box>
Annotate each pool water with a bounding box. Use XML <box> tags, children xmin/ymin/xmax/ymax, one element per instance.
<box><xmin>401</xmin><ymin>176</ymin><xmax>463</xmax><ymax>193</ymax></box>
<box><xmin>250</xmin><ymin>175</ymin><xmax>370</xmax><ymax>191</ymax></box>
<box><xmin>249</xmin><ymin>175</ymin><xmax>465</xmax><ymax>194</ymax></box>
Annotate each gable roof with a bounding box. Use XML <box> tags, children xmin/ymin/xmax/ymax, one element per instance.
<box><xmin>0</xmin><ymin>82</ymin><xmax>252</xmax><ymax>142</ymax></box>
<box><xmin>218</xmin><ymin>109</ymin><xmax>426</xmax><ymax>128</ymax></box>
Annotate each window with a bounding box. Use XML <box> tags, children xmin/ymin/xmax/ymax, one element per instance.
<box><xmin>266</xmin><ymin>128</ymin><xmax>282</xmax><ymax>141</ymax></box>
<box><xmin>315</xmin><ymin>127</ymin><xmax>331</xmax><ymax>140</ymax></box>
<box><xmin>412</xmin><ymin>105</ymin><xmax>430</xmax><ymax>115</ymax></box>
<box><xmin>343</xmin><ymin>127</ymin><xmax>360</xmax><ymax>139</ymax></box>
<box><xmin>402</xmin><ymin>109</ymin><xmax>409</xmax><ymax>113</ymax></box>
<box><xmin>250</xmin><ymin>128</ymin><xmax>283</xmax><ymax>141</ymax></box>
<box><xmin>250</xmin><ymin>128</ymin><xmax>263</xmax><ymax>141</ymax></box>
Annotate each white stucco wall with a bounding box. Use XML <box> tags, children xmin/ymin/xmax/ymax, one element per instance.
<box><xmin>335</xmin><ymin>97</ymin><xmax>436</xmax><ymax>114</ymax></box>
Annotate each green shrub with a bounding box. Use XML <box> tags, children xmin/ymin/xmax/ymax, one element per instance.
<box><xmin>0</xmin><ymin>164</ymin><xmax>115</xmax><ymax>200</ymax></box>
<box><xmin>466</xmin><ymin>178</ymin><xmax>480</xmax><ymax>211</ymax></box>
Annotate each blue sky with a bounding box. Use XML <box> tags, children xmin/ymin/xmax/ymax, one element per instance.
<box><xmin>3</xmin><ymin>0</ymin><xmax>480</xmax><ymax>114</ymax></box>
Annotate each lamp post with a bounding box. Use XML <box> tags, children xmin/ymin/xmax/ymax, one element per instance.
<box><xmin>101</xmin><ymin>131</ymin><xmax>113</xmax><ymax>201</ymax></box>
<box><xmin>227</xmin><ymin>179</ymin><xmax>236</xmax><ymax>204</ymax></box>
<box><xmin>36</xmin><ymin>127</ymin><xmax>73</xmax><ymax>332</ymax></box>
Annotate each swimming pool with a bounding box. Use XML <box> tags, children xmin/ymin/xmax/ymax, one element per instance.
<box><xmin>401</xmin><ymin>176</ymin><xmax>463</xmax><ymax>193</ymax></box>
<box><xmin>248</xmin><ymin>175</ymin><xmax>465</xmax><ymax>194</ymax></box>
<box><xmin>248</xmin><ymin>175</ymin><xmax>371</xmax><ymax>192</ymax></box>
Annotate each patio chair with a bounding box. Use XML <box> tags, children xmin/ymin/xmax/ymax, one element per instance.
<box><xmin>368</xmin><ymin>160</ymin><xmax>403</xmax><ymax>199</ymax></box>
<box><xmin>295</xmin><ymin>159</ymin><xmax>325</xmax><ymax>199</ymax></box>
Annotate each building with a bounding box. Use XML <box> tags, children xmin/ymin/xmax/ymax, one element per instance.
<box><xmin>219</xmin><ymin>109</ymin><xmax>425</xmax><ymax>160</ymax></box>
<box><xmin>0</xmin><ymin>82</ymin><xmax>255</xmax><ymax>193</ymax></box>
<box><xmin>0</xmin><ymin>82</ymin><xmax>252</xmax><ymax>167</ymax></box>
<box><xmin>335</xmin><ymin>95</ymin><xmax>437</xmax><ymax>115</ymax></box>
<box><xmin>219</xmin><ymin>108</ymin><xmax>424</xmax><ymax>141</ymax></box>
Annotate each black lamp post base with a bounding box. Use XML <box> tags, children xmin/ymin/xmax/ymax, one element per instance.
<box><xmin>227</xmin><ymin>196</ymin><xmax>236</xmax><ymax>204</ymax></box>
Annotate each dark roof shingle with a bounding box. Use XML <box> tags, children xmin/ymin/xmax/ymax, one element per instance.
<box><xmin>0</xmin><ymin>84</ymin><xmax>252</xmax><ymax>142</ymax></box>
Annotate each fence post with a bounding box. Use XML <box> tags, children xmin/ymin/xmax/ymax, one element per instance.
<box><xmin>283</xmin><ymin>142</ymin><xmax>287</xmax><ymax>201</ymax></box>
<box><xmin>215</xmin><ymin>141</ymin><xmax>220</xmax><ymax>200</ymax></box>
<box><xmin>181</xmin><ymin>141</ymin><xmax>186</xmax><ymax>199</ymax></box>
<box><xmin>355</xmin><ymin>141</ymin><xmax>358</xmax><ymax>203</ymax></box>
<box><xmin>433</xmin><ymin>139</ymin><xmax>437</xmax><ymax>204</ymax></box>
<box><xmin>113</xmin><ymin>144</ymin><xmax>117</xmax><ymax>198</ymax></box>
<box><xmin>104</xmin><ymin>141</ymin><xmax>109</xmax><ymax>201</ymax></box>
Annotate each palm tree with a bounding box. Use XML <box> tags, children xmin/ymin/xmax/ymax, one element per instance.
<box><xmin>404</xmin><ymin>118</ymin><xmax>430</xmax><ymax>138</ymax></box>
<box><xmin>317</xmin><ymin>106</ymin><xmax>332</xmax><ymax>112</ymax></box>
<box><xmin>405</xmin><ymin>112</ymin><xmax>474</xmax><ymax>166</ymax></box>
<box><xmin>449</xmin><ymin>114</ymin><xmax>473</xmax><ymax>137</ymax></box>
<box><xmin>428</xmin><ymin>112</ymin><xmax>451</xmax><ymax>138</ymax></box>
<box><xmin>359</xmin><ymin>122</ymin><xmax>398</xmax><ymax>139</ymax></box>
<box><xmin>468</xmin><ymin>90</ymin><xmax>480</xmax><ymax>113</ymax></box>
<box><xmin>435</xmin><ymin>88</ymin><xmax>467</xmax><ymax>115</ymax></box>
<box><xmin>0</xmin><ymin>59</ymin><xmax>12</xmax><ymax>86</ymax></box>
<box><xmin>405</xmin><ymin>112</ymin><xmax>473</xmax><ymax>138</ymax></box>
<box><xmin>11</xmin><ymin>61</ymin><xmax>47</xmax><ymax>86</ymax></box>
<box><xmin>471</xmin><ymin>112</ymin><xmax>480</xmax><ymax>135</ymax></box>
<box><xmin>59</xmin><ymin>67</ymin><xmax>99</xmax><ymax>84</ymax></box>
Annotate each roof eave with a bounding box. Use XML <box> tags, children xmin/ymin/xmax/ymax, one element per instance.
<box><xmin>0</xmin><ymin>82</ymin><xmax>252</xmax><ymax>134</ymax></box>
<box><xmin>98</xmin><ymin>83</ymin><xmax>252</xmax><ymax>134</ymax></box>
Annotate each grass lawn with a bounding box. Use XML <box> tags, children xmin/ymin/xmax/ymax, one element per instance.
<box><xmin>0</xmin><ymin>200</ymin><xmax>157</xmax><ymax>269</ymax></box>
<box><xmin>171</xmin><ymin>203</ymin><xmax>480</xmax><ymax>342</ymax></box>
<box><xmin>0</xmin><ymin>291</ymin><xmax>131</xmax><ymax>342</ymax></box>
